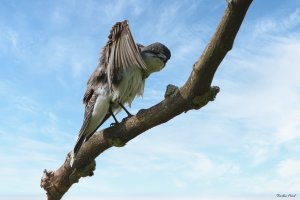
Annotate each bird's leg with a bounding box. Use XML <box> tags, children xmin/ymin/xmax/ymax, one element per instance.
<box><xmin>109</xmin><ymin>106</ymin><xmax>119</xmax><ymax>127</ymax></box>
<box><xmin>119</xmin><ymin>102</ymin><xmax>133</xmax><ymax>117</ymax></box>
<box><xmin>108</xmin><ymin>105</ymin><xmax>126</xmax><ymax>147</ymax></box>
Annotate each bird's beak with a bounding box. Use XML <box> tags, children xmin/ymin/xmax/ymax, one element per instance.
<box><xmin>157</xmin><ymin>53</ymin><xmax>167</xmax><ymax>62</ymax></box>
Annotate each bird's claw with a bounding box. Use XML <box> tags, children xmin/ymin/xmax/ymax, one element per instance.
<box><xmin>110</xmin><ymin>122</ymin><xmax>119</xmax><ymax>127</ymax></box>
<box><xmin>122</xmin><ymin>114</ymin><xmax>133</xmax><ymax>122</ymax></box>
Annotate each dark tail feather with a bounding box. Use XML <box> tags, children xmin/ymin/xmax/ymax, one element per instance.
<box><xmin>85</xmin><ymin>113</ymin><xmax>111</xmax><ymax>141</ymax></box>
<box><xmin>71</xmin><ymin>112</ymin><xmax>112</xmax><ymax>167</ymax></box>
<box><xmin>73</xmin><ymin>112</ymin><xmax>112</xmax><ymax>157</ymax></box>
<box><xmin>73</xmin><ymin>135</ymin><xmax>86</xmax><ymax>156</ymax></box>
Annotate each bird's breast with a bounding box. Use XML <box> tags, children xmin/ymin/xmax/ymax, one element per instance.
<box><xmin>112</xmin><ymin>66</ymin><xmax>145</xmax><ymax>106</ymax></box>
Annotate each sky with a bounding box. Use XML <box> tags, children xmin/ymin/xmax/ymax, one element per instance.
<box><xmin>1</xmin><ymin>0</ymin><xmax>300</xmax><ymax>199</ymax></box>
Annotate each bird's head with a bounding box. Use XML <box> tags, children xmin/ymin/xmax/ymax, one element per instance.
<box><xmin>140</xmin><ymin>42</ymin><xmax>171</xmax><ymax>75</ymax></box>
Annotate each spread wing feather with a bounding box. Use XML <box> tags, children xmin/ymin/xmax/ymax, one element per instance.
<box><xmin>101</xmin><ymin>20</ymin><xmax>147</xmax><ymax>90</ymax></box>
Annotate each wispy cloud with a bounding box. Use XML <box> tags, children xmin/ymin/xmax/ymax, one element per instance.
<box><xmin>277</xmin><ymin>159</ymin><xmax>300</xmax><ymax>179</ymax></box>
<box><xmin>253</xmin><ymin>8</ymin><xmax>300</xmax><ymax>36</ymax></box>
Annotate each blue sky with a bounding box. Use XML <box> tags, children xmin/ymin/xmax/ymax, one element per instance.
<box><xmin>1</xmin><ymin>0</ymin><xmax>300</xmax><ymax>199</ymax></box>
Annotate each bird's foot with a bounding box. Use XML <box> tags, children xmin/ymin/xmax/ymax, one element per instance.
<box><xmin>192</xmin><ymin>86</ymin><xmax>220</xmax><ymax>110</ymax></box>
<box><xmin>121</xmin><ymin>113</ymin><xmax>133</xmax><ymax>122</ymax></box>
<box><xmin>110</xmin><ymin>122</ymin><xmax>119</xmax><ymax>127</ymax></box>
<box><xmin>164</xmin><ymin>84</ymin><xmax>179</xmax><ymax>99</ymax></box>
<box><xmin>108</xmin><ymin>138</ymin><xmax>126</xmax><ymax>147</ymax></box>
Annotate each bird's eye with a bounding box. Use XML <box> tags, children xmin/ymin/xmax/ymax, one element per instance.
<box><xmin>144</xmin><ymin>50</ymin><xmax>155</xmax><ymax>54</ymax></box>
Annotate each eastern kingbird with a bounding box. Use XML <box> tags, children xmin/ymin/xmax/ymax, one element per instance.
<box><xmin>71</xmin><ymin>20</ymin><xmax>171</xmax><ymax>165</ymax></box>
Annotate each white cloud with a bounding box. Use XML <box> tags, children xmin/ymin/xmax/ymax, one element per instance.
<box><xmin>253</xmin><ymin>19</ymin><xmax>277</xmax><ymax>36</ymax></box>
<box><xmin>277</xmin><ymin>159</ymin><xmax>300</xmax><ymax>179</ymax></box>
<box><xmin>102</xmin><ymin>0</ymin><xmax>148</xmax><ymax>21</ymax></box>
<box><xmin>7</xmin><ymin>29</ymin><xmax>18</xmax><ymax>47</ymax></box>
<box><xmin>211</xmin><ymin>31</ymin><xmax>300</xmax><ymax>165</ymax></box>
<box><xmin>51</xmin><ymin>8</ymin><xmax>70</xmax><ymax>26</ymax></box>
<box><xmin>253</xmin><ymin>8</ymin><xmax>300</xmax><ymax>36</ymax></box>
<box><xmin>15</xmin><ymin>95</ymin><xmax>39</xmax><ymax>114</ymax></box>
<box><xmin>71</xmin><ymin>61</ymin><xmax>85</xmax><ymax>78</ymax></box>
<box><xmin>94</xmin><ymin>129</ymin><xmax>242</xmax><ymax>194</ymax></box>
<box><xmin>0</xmin><ymin>28</ymin><xmax>20</xmax><ymax>54</ymax></box>
<box><xmin>275</xmin><ymin>110</ymin><xmax>300</xmax><ymax>144</ymax></box>
<box><xmin>184</xmin><ymin>152</ymin><xmax>240</xmax><ymax>179</ymax></box>
<box><xmin>283</xmin><ymin>9</ymin><xmax>300</xmax><ymax>31</ymax></box>
<box><xmin>173</xmin><ymin>178</ymin><xmax>187</xmax><ymax>188</ymax></box>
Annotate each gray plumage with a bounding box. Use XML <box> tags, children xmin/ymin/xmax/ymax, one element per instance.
<box><xmin>71</xmin><ymin>20</ymin><xmax>171</xmax><ymax>166</ymax></box>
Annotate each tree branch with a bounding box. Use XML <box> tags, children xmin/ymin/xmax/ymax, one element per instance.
<box><xmin>40</xmin><ymin>0</ymin><xmax>253</xmax><ymax>199</ymax></box>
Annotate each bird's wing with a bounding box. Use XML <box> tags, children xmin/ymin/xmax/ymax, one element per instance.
<box><xmin>74</xmin><ymin>65</ymin><xmax>111</xmax><ymax>155</ymax></box>
<box><xmin>73</xmin><ymin>92</ymin><xmax>98</xmax><ymax>155</ymax></box>
<box><xmin>100</xmin><ymin>20</ymin><xmax>148</xmax><ymax>89</ymax></box>
<box><xmin>83</xmin><ymin>65</ymin><xmax>107</xmax><ymax>104</ymax></box>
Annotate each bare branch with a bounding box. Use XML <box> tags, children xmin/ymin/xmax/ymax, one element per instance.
<box><xmin>41</xmin><ymin>1</ymin><xmax>253</xmax><ymax>199</ymax></box>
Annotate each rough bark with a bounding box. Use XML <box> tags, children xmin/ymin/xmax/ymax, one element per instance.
<box><xmin>40</xmin><ymin>0</ymin><xmax>253</xmax><ymax>199</ymax></box>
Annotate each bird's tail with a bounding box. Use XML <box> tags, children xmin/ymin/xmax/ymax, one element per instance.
<box><xmin>70</xmin><ymin>112</ymin><xmax>112</xmax><ymax>167</ymax></box>
<box><xmin>70</xmin><ymin>135</ymin><xmax>86</xmax><ymax>167</ymax></box>
<box><xmin>73</xmin><ymin>135</ymin><xmax>86</xmax><ymax>157</ymax></box>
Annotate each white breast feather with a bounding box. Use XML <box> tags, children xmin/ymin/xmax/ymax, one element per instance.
<box><xmin>112</xmin><ymin>66</ymin><xmax>144</xmax><ymax>106</ymax></box>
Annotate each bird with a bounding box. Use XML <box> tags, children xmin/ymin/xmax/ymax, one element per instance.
<box><xmin>71</xmin><ymin>20</ymin><xmax>171</xmax><ymax>165</ymax></box>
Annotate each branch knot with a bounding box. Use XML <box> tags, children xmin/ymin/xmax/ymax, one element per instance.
<box><xmin>192</xmin><ymin>86</ymin><xmax>220</xmax><ymax>109</ymax></box>
<box><xmin>69</xmin><ymin>160</ymin><xmax>96</xmax><ymax>183</ymax></box>
<box><xmin>164</xmin><ymin>84</ymin><xmax>179</xmax><ymax>99</ymax></box>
